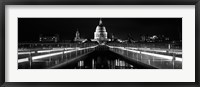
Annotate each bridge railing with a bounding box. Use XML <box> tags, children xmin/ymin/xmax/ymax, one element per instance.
<box><xmin>108</xmin><ymin>45</ymin><xmax>182</xmax><ymax>69</ymax></box>
<box><xmin>107</xmin><ymin>43</ymin><xmax>182</xmax><ymax>57</ymax></box>
<box><xmin>18</xmin><ymin>44</ymin><xmax>97</xmax><ymax>69</ymax></box>
<box><xmin>107</xmin><ymin>42</ymin><xmax>182</xmax><ymax>49</ymax></box>
<box><xmin>18</xmin><ymin>43</ymin><xmax>97</xmax><ymax>50</ymax></box>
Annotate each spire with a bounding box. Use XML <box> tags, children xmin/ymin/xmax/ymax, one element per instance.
<box><xmin>76</xmin><ymin>29</ymin><xmax>79</xmax><ymax>37</ymax></box>
<box><xmin>75</xmin><ymin>28</ymin><xmax>80</xmax><ymax>40</ymax></box>
<box><xmin>76</xmin><ymin>28</ymin><xmax>79</xmax><ymax>33</ymax></box>
<box><xmin>99</xmin><ymin>18</ymin><xmax>103</xmax><ymax>25</ymax></box>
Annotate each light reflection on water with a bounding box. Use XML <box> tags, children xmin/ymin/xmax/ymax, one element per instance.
<box><xmin>74</xmin><ymin>57</ymin><xmax>135</xmax><ymax>69</ymax></box>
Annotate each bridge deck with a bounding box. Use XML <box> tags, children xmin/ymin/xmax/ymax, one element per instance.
<box><xmin>18</xmin><ymin>45</ymin><xmax>182</xmax><ymax>69</ymax></box>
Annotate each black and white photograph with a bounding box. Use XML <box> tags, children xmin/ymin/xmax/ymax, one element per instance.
<box><xmin>18</xmin><ymin>18</ymin><xmax>182</xmax><ymax>69</ymax></box>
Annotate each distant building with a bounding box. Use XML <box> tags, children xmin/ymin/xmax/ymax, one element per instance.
<box><xmin>110</xmin><ymin>33</ymin><xmax>117</xmax><ymax>42</ymax></box>
<box><xmin>140</xmin><ymin>35</ymin><xmax>169</xmax><ymax>42</ymax></box>
<box><xmin>74</xmin><ymin>29</ymin><xmax>81</xmax><ymax>41</ymax></box>
<box><xmin>74</xmin><ymin>29</ymin><xmax>87</xmax><ymax>43</ymax></box>
<box><xmin>141</xmin><ymin>35</ymin><xmax>146</xmax><ymax>42</ymax></box>
<box><xmin>127</xmin><ymin>33</ymin><xmax>135</xmax><ymax>43</ymax></box>
<box><xmin>111</xmin><ymin>34</ymin><xmax>115</xmax><ymax>41</ymax></box>
<box><xmin>39</xmin><ymin>34</ymin><xmax>59</xmax><ymax>43</ymax></box>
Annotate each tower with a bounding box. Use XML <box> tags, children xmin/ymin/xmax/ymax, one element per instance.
<box><xmin>74</xmin><ymin>29</ymin><xmax>81</xmax><ymax>41</ymax></box>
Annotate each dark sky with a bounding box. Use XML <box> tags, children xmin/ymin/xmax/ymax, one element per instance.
<box><xmin>18</xmin><ymin>18</ymin><xmax>182</xmax><ymax>42</ymax></box>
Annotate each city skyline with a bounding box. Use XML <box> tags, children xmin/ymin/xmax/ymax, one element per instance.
<box><xmin>18</xmin><ymin>18</ymin><xmax>182</xmax><ymax>69</ymax></box>
<box><xmin>18</xmin><ymin>18</ymin><xmax>182</xmax><ymax>42</ymax></box>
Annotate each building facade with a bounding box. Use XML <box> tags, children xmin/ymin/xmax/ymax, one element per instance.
<box><xmin>74</xmin><ymin>29</ymin><xmax>87</xmax><ymax>43</ymax></box>
<box><xmin>93</xmin><ymin>18</ymin><xmax>108</xmax><ymax>44</ymax></box>
<box><xmin>39</xmin><ymin>34</ymin><xmax>59</xmax><ymax>43</ymax></box>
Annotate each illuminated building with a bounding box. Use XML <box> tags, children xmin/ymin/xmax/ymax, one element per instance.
<box><xmin>74</xmin><ymin>29</ymin><xmax>87</xmax><ymax>43</ymax></box>
<box><xmin>39</xmin><ymin>34</ymin><xmax>59</xmax><ymax>43</ymax></box>
<box><xmin>140</xmin><ymin>35</ymin><xmax>170</xmax><ymax>42</ymax></box>
<box><xmin>93</xmin><ymin>18</ymin><xmax>108</xmax><ymax>44</ymax></box>
<box><xmin>74</xmin><ymin>29</ymin><xmax>81</xmax><ymax>41</ymax></box>
<box><xmin>141</xmin><ymin>35</ymin><xmax>146</xmax><ymax>42</ymax></box>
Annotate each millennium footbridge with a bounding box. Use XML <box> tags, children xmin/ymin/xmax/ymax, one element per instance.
<box><xmin>18</xmin><ymin>43</ymin><xmax>182</xmax><ymax>69</ymax></box>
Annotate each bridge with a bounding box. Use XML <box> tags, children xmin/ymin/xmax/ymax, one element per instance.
<box><xmin>18</xmin><ymin>43</ymin><xmax>182</xmax><ymax>69</ymax></box>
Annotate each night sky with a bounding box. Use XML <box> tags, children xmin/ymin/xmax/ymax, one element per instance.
<box><xmin>18</xmin><ymin>18</ymin><xmax>182</xmax><ymax>42</ymax></box>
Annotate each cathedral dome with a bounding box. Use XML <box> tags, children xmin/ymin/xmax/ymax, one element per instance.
<box><xmin>95</xmin><ymin>18</ymin><xmax>107</xmax><ymax>32</ymax></box>
<box><xmin>94</xmin><ymin>18</ymin><xmax>108</xmax><ymax>42</ymax></box>
<box><xmin>95</xmin><ymin>26</ymin><xmax>106</xmax><ymax>32</ymax></box>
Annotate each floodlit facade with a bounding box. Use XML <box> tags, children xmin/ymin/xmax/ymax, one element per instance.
<box><xmin>93</xmin><ymin>18</ymin><xmax>108</xmax><ymax>44</ymax></box>
<box><xmin>74</xmin><ymin>29</ymin><xmax>87</xmax><ymax>43</ymax></box>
